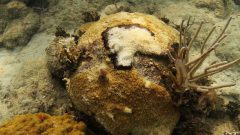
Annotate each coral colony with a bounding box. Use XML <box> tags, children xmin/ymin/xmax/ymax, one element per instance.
<box><xmin>56</xmin><ymin>12</ymin><xmax>180</xmax><ymax>135</ymax></box>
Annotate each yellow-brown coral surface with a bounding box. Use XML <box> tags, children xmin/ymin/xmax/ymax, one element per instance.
<box><xmin>77</xmin><ymin>12</ymin><xmax>179</xmax><ymax>54</ymax></box>
<box><xmin>0</xmin><ymin>113</ymin><xmax>86</xmax><ymax>135</ymax></box>
<box><xmin>66</xmin><ymin>12</ymin><xmax>180</xmax><ymax>135</ymax></box>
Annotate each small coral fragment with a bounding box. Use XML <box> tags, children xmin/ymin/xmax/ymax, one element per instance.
<box><xmin>46</xmin><ymin>28</ymin><xmax>83</xmax><ymax>78</ymax></box>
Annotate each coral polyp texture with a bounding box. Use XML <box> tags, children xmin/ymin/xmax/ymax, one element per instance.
<box><xmin>46</xmin><ymin>12</ymin><xmax>180</xmax><ymax>135</ymax></box>
<box><xmin>0</xmin><ymin>113</ymin><xmax>86</xmax><ymax>135</ymax></box>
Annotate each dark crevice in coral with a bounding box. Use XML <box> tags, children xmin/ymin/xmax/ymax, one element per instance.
<box><xmin>98</xmin><ymin>69</ymin><xmax>110</xmax><ymax>85</ymax></box>
<box><xmin>162</xmin><ymin>74</ymin><xmax>210</xmax><ymax>134</ymax></box>
<box><xmin>102</xmin><ymin>29</ymin><xmax>110</xmax><ymax>50</ymax></box>
<box><xmin>168</xmin><ymin>89</ymin><xmax>216</xmax><ymax>135</ymax></box>
<box><xmin>160</xmin><ymin>16</ymin><xmax>170</xmax><ymax>24</ymax></box>
<box><xmin>69</xmin><ymin>107</ymin><xmax>111</xmax><ymax>135</ymax></box>
<box><xmin>82</xmin><ymin>11</ymin><xmax>100</xmax><ymax>23</ymax></box>
<box><xmin>55</xmin><ymin>26</ymin><xmax>70</xmax><ymax>37</ymax></box>
<box><xmin>226</xmin><ymin>101</ymin><xmax>240</xmax><ymax>129</ymax></box>
<box><xmin>173</xmin><ymin>116</ymin><xmax>212</xmax><ymax>135</ymax></box>
<box><xmin>137</xmin><ymin>51</ymin><xmax>171</xmax><ymax>64</ymax></box>
<box><xmin>170</xmin><ymin>43</ymin><xmax>180</xmax><ymax>57</ymax></box>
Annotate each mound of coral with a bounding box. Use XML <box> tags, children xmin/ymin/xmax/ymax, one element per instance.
<box><xmin>0</xmin><ymin>113</ymin><xmax>86</xmax><ymax>135</ymax></box>
<box><xmin>46</xmin><ymin>12</ymin><xmax>180</xmax><ymax>135</ymax></box>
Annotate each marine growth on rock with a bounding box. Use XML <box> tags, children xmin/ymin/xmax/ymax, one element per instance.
<box><xmin>47</xmin><ymin>12</ymin><xmax>180</xmax><ymax>135</ymax></box>
<box><xmin>46</xmin><ymin>12</ymin><xmax>240</xmax><ymax>135</ymax></box>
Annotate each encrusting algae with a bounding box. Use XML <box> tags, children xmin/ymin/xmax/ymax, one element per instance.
<box><xmin>0</xmin><ymin>113</ymin><xmax>86</xmax><ymax>135</ymax></box>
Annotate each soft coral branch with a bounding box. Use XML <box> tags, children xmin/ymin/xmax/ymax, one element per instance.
<box><xmin>168</xmin><ymin>17</ymin><xmax>239</xmax><ymax>93</ymax></box>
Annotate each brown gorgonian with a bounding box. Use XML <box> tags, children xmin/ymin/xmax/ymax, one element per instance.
<box><xmin>167</xmin><ymin>17</ymin><xmax>240</xmax><ymax>93</ymax></box>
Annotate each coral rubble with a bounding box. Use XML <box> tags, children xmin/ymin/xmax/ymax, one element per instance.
<box><xmin>46</xmin><ymin>28</ymin><xmax>82</xmax><ymax>79</ymax></box>
<box><xmin>0</xmin><ymin>113</ymin><xmax>86</xmax><ymax>135</ymax></box>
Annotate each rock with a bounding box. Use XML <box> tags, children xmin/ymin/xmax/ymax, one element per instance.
<box><xmin>237</xmin><ymin>114</ymin><xmax>240</xmax><ymax>129</ymax></box>
<box><xmin>194</xmin><ymin>0</ymin><xmax>234</xmax><ymax>18</ymax></box>
<box><xmin>0</xmin><ymin>0</ymin><xmax>42</xmax><ymax>48</ymax></box>
<box><xmin>46</xmin><ymin>35</ymin><xmax>82</xmax><ymax>79</ymax></box>
<box><xmin>214</xmin><ymin>16</ymin><xmax>240</xmax><ymax>73</ymax></box>
<box><xmin>47</xmin><ymin>12</ymin><xmax>180</xmax><ymax>135</ymax></box>
<box><xmin>25</xmin><ymin>0</ymin><xmax>49</xmax><ymax>9</ymax></box>
<box><xmin>208</xmin><ymin>116</ymin><xmax>239</xmax><ymax>135</ymax></box>
<box><xmin>233</xmin><ymin>0</ymin><xmax>240</xmax><ymax>5</ymax></box>
<box><xmin>100</xmin><ymin>2</ymin><xmax>130</xmax><ymax>17</ymax></box>
<box><xmin>6</xmin><ymin>1</ymin><xmax>28</xmax><ymax>19</ymax></box>
<box><xmin>194</xmin><ymin>0</ymin><xmax>216</xmax><ymax>10</ymax></box>
<box><xmin>0</xmin><ymin>12</ymin><xmax>39</xmax><ymax>48</ymax></box>
<box><xmin>0</xmin><ymin>5</ymin><xmax>8</xmax><ymax>34</ymax></box>
<box><xmin>0</xmin><ymin>0</ymin><xmax>10</xmax><ymax>4</ymax></box>
<box><xmin>18</xmin><ymin>0</ymin><xmax>30</xmax><ymax>4</ymax></box>
<box><xmin>82</xmin><ymin>10</ymin><xmax>100</xmax><ymax>22</ymax></box>
<box><xmin>1</xmin><ymin>0</ymin><xmax>47</xmax><ymax>6</ymax></box>
<box><xmin>0</xmin><ymin>113</ymin><xmax>86</xmax><ymax>135</ymax></box>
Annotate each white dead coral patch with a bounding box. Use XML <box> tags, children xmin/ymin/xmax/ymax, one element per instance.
<box><xmin>107</xmin><ymin>26</ymin><xmax>163</xmax><ymax>67</ymax></box>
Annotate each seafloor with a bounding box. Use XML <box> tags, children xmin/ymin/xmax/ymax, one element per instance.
<box><xmin>0</xmin><ymin>0</ymin><xmax>240</xmax><ymax>134</ymax></box>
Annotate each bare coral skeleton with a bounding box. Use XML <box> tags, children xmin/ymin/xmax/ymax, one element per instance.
<box><xmin>167</xmin><ymin>17</ymin><xmax>240</xmax><ymax>93</ymax></box>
